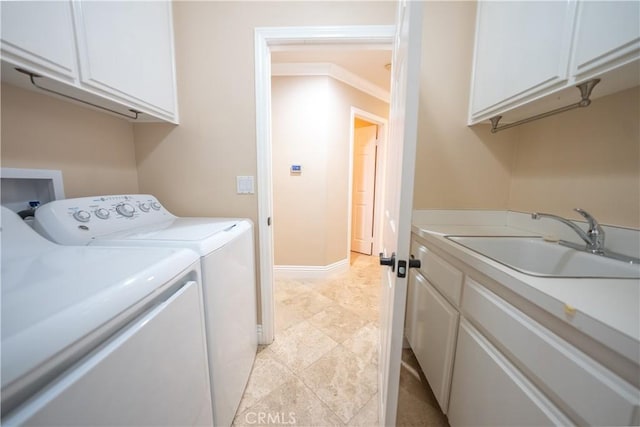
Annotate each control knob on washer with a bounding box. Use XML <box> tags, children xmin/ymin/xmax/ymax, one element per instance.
<box><xmin>95</xmin><ymin>208</ymin><xmax>110</xmax><ymax>219</ymax></box>
<box><xmin>116</xmin><ymin>203</ymin><xmax>136</xmax><ymax>217</ymax></box>
<box><xmin>73</xmin><ymin>210</ymin><xmax>91</xmax><ymax>222</ymax></box>
<box><xmin>138</xmin><ymin>202</ymin><xmax>151</xmax><ymax>212</ymax></box>
<box><xmin>150</xmin><ymin>202</ymin><xmax>162</xmax><ymax>211</ymax></box>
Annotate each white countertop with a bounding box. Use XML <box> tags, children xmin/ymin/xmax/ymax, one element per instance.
<box><xmin>412</xmin><ymin>222</ymin><xmax>640</xmax><ymax>366</ymax></box>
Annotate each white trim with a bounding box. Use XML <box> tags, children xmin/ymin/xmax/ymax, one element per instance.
<box><xmin>348</xmin><ymin>108</ymin><xmax>388</xmax><ymax>260</ymax></box>
<box><xmin>272</xmin><ymin>62</ymin><xmax>390</xmax><ymax>102</ymax></box>
<box><xmin>255</xmin><ymin>25</ymin><xmax>395</xmax><ymax>346</ymax></box>
<box><xmin>274</xmin><ymin>258</ymin><xmax>350</xmax><ymax>280</ymax></box>
<box><xmin>255</xmin><ymin>29</ymin><xmax>275</xmax><ymax>345</ymax></box>
<box><xmin>270</xmin><ymin>43</ymin><xmax>392</xmax><ymax>52</ymax></box>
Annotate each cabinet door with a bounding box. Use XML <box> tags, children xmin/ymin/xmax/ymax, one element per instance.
<box><xmin>73</xmin><ymin>1</ymin><xmax>177</xmax><ymax>119</ymax></box>
<box><xmin>448</xmin><ymin>319</ymin><xmax>571</xmax><ymax>427</ymax></box>
<box><xmin>469</xmin><ymin>1</ymin><xmax>575</xmax><ymax>120</ymax></box>
<box><xmin>0</xmin><ymin>1</ymin><xmax>77</xmax><ymax>82</ymax></box>
<box><xmin>571</xmin><ymin>1</ymin><xmax>640</xmax><ymax>78</ymax></box>
<box><xmin>406</xmin><ymin>271</ymin><xmax>459</xmax><ymax>413</ymax></box>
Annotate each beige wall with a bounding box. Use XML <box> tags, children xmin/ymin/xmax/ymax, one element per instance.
<box><xmin>132</xmin><ymin>1</ymin><xmax>395</xmax><ymax>322</ymax></box>
<box><xmin>1</xmin><ymin>84</ymin><xmax>139</xmax><ymax>197</ymax></box>
<box><xmin>412</xmin><ymin>1</ymin><xmax>518</xmax><ymax>211</ymax></box>
<box><xmin>412</xmin><ymin>1</ymin><xmax>639</xmax><ymax>230</ymax></box>
<box><xmin>272</xmin><ymin>76</ymin><xmax>329</xmax><ymax>266</ymax></box>
<box><xmin>272</xmin><ymin>76</ymin><xmax>388</xmax><ymax>266</ymax></box>
<box><xmin>509</xmin><ymin>86</ymin><xmax>640</xmax><ymax>228</ymax></box>
<box><xmin>326</xmin><ymin>78</ymin><xmax>389</xmax><ymax>263</ymax></box>
<box><xmin>133</xmin><ymin>1</ymin><xmax>396</xmax><ymax>221</ymax></box>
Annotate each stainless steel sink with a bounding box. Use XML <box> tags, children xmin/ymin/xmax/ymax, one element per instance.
<box><xmin>446</xmin><ymin>236</ymin><xmax>640</xmax><ymax>279</ymax></box>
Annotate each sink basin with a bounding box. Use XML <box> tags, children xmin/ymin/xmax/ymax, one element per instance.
<box><xmin>446</xmin><ymin>236</ymin><xmax>640</xmax><ymax>279</ymax></box>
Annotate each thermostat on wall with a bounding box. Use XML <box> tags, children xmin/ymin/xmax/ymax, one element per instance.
<box><xmin>290</xmin><ymin>165</ymin><xmax>302</xmax><ymax>174</ymax></box>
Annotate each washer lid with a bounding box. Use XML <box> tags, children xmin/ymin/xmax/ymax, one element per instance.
<box><xmin>1</xmin><ymin>208</ymin><xmax>199</xmax><ymax>393</ymax></box>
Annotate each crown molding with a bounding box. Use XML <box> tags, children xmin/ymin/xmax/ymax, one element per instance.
<box><xmin>271</xmin><ymin>62</ymin><xmax>390</xmax><ymax>103</ymax></box>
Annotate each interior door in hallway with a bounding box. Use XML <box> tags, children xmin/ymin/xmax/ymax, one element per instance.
<box><xmin>379</xmin><ymin>0</ymin><xmax>423</xmax><ymax>425</ymax></box>
<box><xmin>351</xmin><ymin>124</ymin><xmax>377</xmax><ymax>255</ymax></box>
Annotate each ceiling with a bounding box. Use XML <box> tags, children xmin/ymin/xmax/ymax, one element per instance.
<box><xmin>271</xmin><ymin>47</ymin><xmax>392</xmax><ymax>92</ymax></box>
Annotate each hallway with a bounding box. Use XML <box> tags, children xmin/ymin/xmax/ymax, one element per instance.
<box><xmin>233</xmin><ymin>253</ymin><xmax>447</xmax><ymax>426</ymax></box>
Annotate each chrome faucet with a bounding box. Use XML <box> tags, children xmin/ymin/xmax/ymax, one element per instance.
<box><xmin>531</xmin><ymin>208</ymin><xmax>605</xmax><ymax>254</ymax></box>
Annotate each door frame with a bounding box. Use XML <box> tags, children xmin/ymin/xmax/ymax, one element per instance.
<box><xmin>348</xmin><ymin>108</ymin><xmax>388</xmax><ymax>259</ymax></box>
<box><xmin>255</xmin><ymin>25</ymin><xmax>395</xmax><ymax>344</ymax></box>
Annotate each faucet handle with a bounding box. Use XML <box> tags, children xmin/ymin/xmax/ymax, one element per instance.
<box><xmin>574</xmin><ymin>208</ymin><xmax>605</xmax><ymax>251</ymax></box>
<box><xmin>573</xmin><ymin>208</ymin><xmax>598</xmax><ymax>231</ymax></box>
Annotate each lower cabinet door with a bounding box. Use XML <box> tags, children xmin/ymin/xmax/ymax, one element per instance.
<box><xmin>406</xmin><ymin>271</ymin><xmax>458</xmax><ymax>413</ymax></box>
<box><xmin>5</xmin><ymin>281</ymin><xmax>213</xmax><ymax>426</ymax></box>
<box><xmin>448</xmin><ymin>319</ymin><xmax>571</xmax><ymax>427</ymax></box>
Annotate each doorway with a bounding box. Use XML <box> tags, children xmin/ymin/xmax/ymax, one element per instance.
<box><xmin>255</xmin><ymin>25</ymin><xmax>395</xmax><ymax>345</ymax></box>
<box><xmin>349</xmin><ymin>109</ymin><xmax>387</xmax><ymax>257</ymax></box>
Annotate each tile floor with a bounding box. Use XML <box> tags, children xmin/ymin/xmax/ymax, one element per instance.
<box><xmin>232</xmin><ymin>253</ymin><xmax>448</xmax><ymax>427</ymax></box>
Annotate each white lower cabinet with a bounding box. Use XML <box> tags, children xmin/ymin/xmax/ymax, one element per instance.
<box><xmin>462</xmin><ymin>277</ymin><xmax>640</xmax><ymax>426</ymax></box>
<box><xmin>408</xmin><ymin>235</ymin><xmax>640</xmax><ymax>426</ymax></box>
<box><xmin>406</xmin><ymin>271</ymin><xmax>458</xmax><ymax>413</ymax></box>
<box><xmin>448</xmin><ymin>319</ymin><xmax>572</xmax><ymax>427</ymax></box>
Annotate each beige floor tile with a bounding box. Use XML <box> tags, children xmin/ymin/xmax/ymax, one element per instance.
<box><xmin>236</xmin><ymin>348</ymin><xmax>296</xmax><ymax>414</ymax></box>
<box><xmin>299</xmin><ymin>345</ymin><xmax>377</xmax><ymax>423</ymax></box>
<box><xmin>274</xmin><ymin>300</ymin><xmax>310</xmax><ymax>333</ymax></box>
<box><xmin>338</xmin><ymin>293</ymin><xmax>379</xmax><ymax>324</ymax></box>
<box><xmin>342</xmin><ymin>323</ymin><xmax>379</xmax><ymax>366</ymax></box>
<box><xmin>347</xmin><ymin>392</ymin><xmax>379</xmax><ymax>427</ymax></box>
<box><xmin>233</xmin><ymin>378</ymin><xmax>344</xmax><ymax>427</ymax></box>
<box><xmin>308</xmin><ymin>304</ymin><xmax>369</xmax><ymax>343</ymax></box>
<box><xmin>236</xmin><ymin>254</ymin><xmax>447</xmax><ymax>427</ymax></box>
<box><xmin>269</xmin><ymin>320</ymin><xmax>339</xmax><ymax>373</ymax></box>
<box><xmin>396</xmin><ymin>350</ymin><xmax>449</xmax><ymax>427</ymax></box>
<box><xmin>280</xmin><ymin>288</ymin><xmax>335</xmax><ymax>316</ymax></box>
<box><xmin>274</xmin><ymin>279</ymin><xmax>313</xmax><ymax>302</ymax></box>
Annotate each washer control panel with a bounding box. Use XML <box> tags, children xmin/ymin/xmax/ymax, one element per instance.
<box><xmin>33</xmin><ymin>194</ymin><xmax>176</xmax><ymax>245</ymax></box>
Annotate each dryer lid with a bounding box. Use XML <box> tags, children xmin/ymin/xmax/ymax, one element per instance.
<box><xmin>99</xmin><ymin>218</ymin><xmax>240</xmax><ymax>241</ymax></box>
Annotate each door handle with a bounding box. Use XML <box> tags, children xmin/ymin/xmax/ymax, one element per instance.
<box><xmin>409</xmin><ymin>255</ymin><xmax>421</xmax><ymax>269</ymax></box>
<box><xmin>379</xmin><ymin>252</ymin><xmax>396</xmax><ymax>272</ymax></box>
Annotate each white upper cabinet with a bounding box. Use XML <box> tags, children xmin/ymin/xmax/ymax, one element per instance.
<box><xmin>0</xmin><ymin>1</ymin><xmax>78</xmax><ymax>82</ymax></box>
<box><xmin>571</xmin><ymin>1</ymin><xmax>640</xmax><ymax>78</ymax></box>
<box><xmin>469</xmin><ymin>0</ymin><xmax>640</xmax><ymax>125</ymax></box>
<box><xmin>470</xmin><ymin>1</ymin><xmax>574</xmax><ymax>120</ymax></box>
<box><xmin>74</xmin><ymin>1</ymin><xmax>177</xmax><ymax>120</ymax></box>
<box><xmin>0</xmin><ymin>1</ymin><xmax>178</xmax><ymax>123</ymax></box>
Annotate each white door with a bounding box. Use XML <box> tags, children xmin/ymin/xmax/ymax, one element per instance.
<box><xmin>351</xmin><ymin>124</ymin><xmax>378</xmax><ymax>255</ymax></box>
<box><xmin>378</xmin><ymin>0</ymin><xmax>423</xmax><ymax>425</ymax></box>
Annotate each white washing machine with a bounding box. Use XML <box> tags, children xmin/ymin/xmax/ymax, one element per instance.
<box><xmin>34</xmin><ymin>194</ymin><xmax>258</xmax><ymax>427</ymax></box>
<box><xmin>1</xmin><ymin>206</ymin><xmax>213</xmax><ymax>426</ymax></box>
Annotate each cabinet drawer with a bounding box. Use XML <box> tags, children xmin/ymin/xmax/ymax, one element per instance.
<box><xmin>463</xmin><ymin>277</ymin><xmax>640</xmax><ymax>426</ymax></box>
<box><xmin>412</xmin><ymin>241</ymin><xmax>463</xmax><ymax>306</ymax></box>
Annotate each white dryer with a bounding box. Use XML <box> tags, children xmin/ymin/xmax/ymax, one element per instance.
<box><xmin>34</xmin><ymin>194</ymin><xmax>258</xmax><ymax>427</ymax></box>
<box><xmin>1</xmin><ymin>206</ymin><xmax>213</xmax><ymax>426</ymax></box>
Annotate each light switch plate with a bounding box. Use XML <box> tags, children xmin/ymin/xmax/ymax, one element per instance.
<box><xmin>236</xmin><ymin>176</ymin><xmax>255</xmax><ymax>194</ymax></box>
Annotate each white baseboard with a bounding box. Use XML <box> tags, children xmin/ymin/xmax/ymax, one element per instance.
<box><xmin>274</xmin><ymin>258</ymin><xmax>349</xmax><ymax>280</ymax></box>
